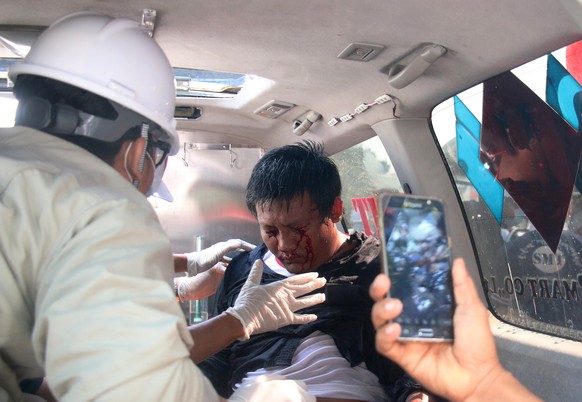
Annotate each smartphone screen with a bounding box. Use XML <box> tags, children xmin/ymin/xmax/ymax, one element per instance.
<box><xmin>379</xmin><ymin>193</ymin><xmax>454</xmax><ymax>341</ymax></box>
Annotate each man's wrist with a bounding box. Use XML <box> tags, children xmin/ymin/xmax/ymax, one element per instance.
<box><xmin>173</xmin><ymin>278</ymin><xmax>181</xmax><ymax>301</ymax></box>
<box><xmin>185</xmin><ymin>251</ymin><xmax>200</xmax><ymax>275</ymax></box>
<box><xmin>222</xmin><ymin>310</ymin><xmax>248</xmax><ymax>341</ymax></box>
<box><xmin>173</xmin><ymin>254</ymin><xmax>188</xmax><ymax>274</ymax></box>
<box><xmin>466</xmin><ymin>366</ymin><xmax>542</xmax><ymax>402</ymax></box>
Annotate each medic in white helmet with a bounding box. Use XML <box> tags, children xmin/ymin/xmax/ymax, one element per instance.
<box><xmin>0</xmin><ymin>12</ymin><xmax>324</xmax><ymax>402</ymax></box>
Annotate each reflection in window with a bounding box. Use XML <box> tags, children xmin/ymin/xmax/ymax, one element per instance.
<box><xmin>432</xmin><ymin>40</ymin><xmax>582</xmax><ymax>341</ymax></box>
<box><xmin>480</xmin><ymin>70</ymin><xmax>582</xmax><ymax>251</ymax></box>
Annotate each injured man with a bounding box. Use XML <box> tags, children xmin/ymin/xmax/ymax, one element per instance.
<box><xmin>199</xmin><ymin>141</ymin><xmax>431</xmax><ymax>402</ymax></box>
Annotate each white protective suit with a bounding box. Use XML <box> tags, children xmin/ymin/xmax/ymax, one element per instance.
<box><xmin>0</xmin><ymin>127</ymin><xmax>219</xmax><ymax>401</ymax></box>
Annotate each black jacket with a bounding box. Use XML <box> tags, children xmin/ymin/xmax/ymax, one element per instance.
<box><xmin>199</xmin><ymin>232</ymin><xmax>415</xmax><ymax>400</ymax></box>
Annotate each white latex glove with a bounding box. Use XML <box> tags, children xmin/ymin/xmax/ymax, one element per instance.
<box><xmin>229</xmin><ymin>375</ymin><xmax>315</xmax><ymax>402</ymax></box>
<box><xmin>225</xmin><ymin>260</ymin><xmax>326</xmax><ymax>340</ymax></box>
<box><xmin>174</xmin><ymin>263</ymin><xmax>227</xmax><ymax>301</ymax></box>
<box><xmin>186</xmin><ymin>239</ymin><xmax>255</xmax><ymax>276</ymax></box>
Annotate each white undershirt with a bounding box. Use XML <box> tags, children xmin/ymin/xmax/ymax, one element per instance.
<box><xmin>239</xmin><ymin>331</ymin><xmax>388</xmax><ymax>401</ymax></box>
<box><xmin>238</xmin><ymin>252</ymin><xmax>388</xmax><ymax>401</ymax></box>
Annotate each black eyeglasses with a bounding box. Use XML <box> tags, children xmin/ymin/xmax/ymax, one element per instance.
<box><xmin>148</xmin><ymin>140</ymin><xmax>171</xmax><ymax>168</ymax></box>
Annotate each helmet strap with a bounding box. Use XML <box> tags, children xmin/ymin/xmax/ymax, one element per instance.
<box><xmin>136</xmin><ymin>123</ymin><xmax>150</xmax><ymax>175</ymax></box>
<box><xmin>124</xmin><ymin>123</ymin><xmax>151</xmax><ymax>189</ymax></box>
<box><xmin>123</xmin><ymin>141</ymin><xmax>138</xmax><ymax>188</ymax></box>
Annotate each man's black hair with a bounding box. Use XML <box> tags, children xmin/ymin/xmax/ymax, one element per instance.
<box><xmin>245</xmin><ymin>140</ymin><xmax>341</xmax><ymax>218</ymax></box>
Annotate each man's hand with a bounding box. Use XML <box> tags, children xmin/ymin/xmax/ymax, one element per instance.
<box><xmin>370</xmin><ymin>258</ymin><xmax>542</xmax><ymax>402</ymax></box>
<box><xmin>185</xmin><ymin>239</ymin><xmax>255</xmax><ymax>275</ymax></box>
<box><xmin>226</xmin><ymin>260</ymin><xmax>326</xmax><ymax>340</ymax></box>
<box><xmin>175</xmin><ymin>263</ymin><xmax>227</xmax><ymax>301</ymax></box>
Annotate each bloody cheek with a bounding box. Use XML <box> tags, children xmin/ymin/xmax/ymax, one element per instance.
<box><xmin>297</xmin><ymin>228</ymin><xmax>314</xmax><ymax>269</ymax></box>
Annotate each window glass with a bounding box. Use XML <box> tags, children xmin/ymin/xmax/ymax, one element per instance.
<box><xmin>173</xmin><ymin>68</ymin><xmax>248</xmax><ymax>98</ymax></box>
<box><xmin>0</xmin><ymin>58</ymin><xmax>18</xmax><ymax>91</ymax></box>
<box><xmin>0</xmin><ymin>56</ymin><xmax>251</xmax><ymax>99</ymax></box>
<box><xmin>331</xmin><ymin>136</ymin><xmax>402</xmax><ymax>236</ymax></box>
<box><xmin>432</xmin><ymin>40</ymin><xmax>582</xmax><ymax>341</ymax></box>
<box><xmin>0</xmin><ymin>92</ymin><xmax>17</xmax><ymax>127</ymax></box>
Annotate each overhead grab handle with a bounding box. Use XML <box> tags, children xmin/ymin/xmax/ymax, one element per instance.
<box><xmin>293</xmin><ymin>110</ymin><xmax>321</xmax><ymax>136</ymax></box>
<box><xmin>387</xmin><ymin>44</ymin><xmax>447</xmax><ymax>89</ymax></box>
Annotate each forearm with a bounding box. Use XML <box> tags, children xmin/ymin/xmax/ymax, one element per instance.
<box><xmin>464</xmin><ymin>367</ymin><xmax>542</xmax><ymax>402</ymax></box>
<box><xmin>174</xmin><ymin>254</ymin><xmax>187</xmax><ymax>273</ymax></box>
<box><xmin>188</xmin><ymin>312</ymin><xmax>245</xmax><ymax>363</ymax></box>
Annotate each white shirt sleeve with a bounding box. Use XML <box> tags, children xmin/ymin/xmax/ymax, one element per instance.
<box><xmin>0</xmin><ymin>130</ymin><xmax>221</xmax><ymax>402</ymax></box>
<box><xmin>0</xmin><ymin>127</ymin><xmax>224</xmax><ymax>402</ymax></box>
<box><xmin>37</xmin><ymin>190</ymin><xmax>219</xmax><ymax>401</ymax></box>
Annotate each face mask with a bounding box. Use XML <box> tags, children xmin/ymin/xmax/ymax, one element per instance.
<box><xmin>145</xmin><ymin>152</ymin><xmax>162</xmax><ymax>197</ymax></box>
<box><xmin>146</xmin><ymin>157</ymin><xmax>173</xmax><ymax>201</ymax></box>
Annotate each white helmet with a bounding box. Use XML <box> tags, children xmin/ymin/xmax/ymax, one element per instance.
<box><xmin>9</xmin><ymin>12</ymin><xmax>179</xmax><ymax>155</ymax></box>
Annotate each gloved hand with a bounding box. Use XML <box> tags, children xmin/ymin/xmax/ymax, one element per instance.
<box><xmin>229</xmin><ymin>374</ymin><xmax>315</xmax><ymax>402</ymax></box>
<box><xmin>174</xmin><ymin>263</ymin><xmax>227</xmax><ymax>302</ymax></box>
<box><xmin>225</xmin><ymin>260</ymin><xmax>326</xmax><ymax>340</ymax></box>
<box><xmin>185</xmin><ymin>239</ymin><xmax>255</xmax><ymax>276</ymax></box>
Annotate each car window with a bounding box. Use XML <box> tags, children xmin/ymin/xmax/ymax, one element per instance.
<box><xmin>0</xmin><ymin>92</ymin><xmax>17</xmax><ymax>127</ymax></box>
<box><xmin>331</xmin><ymin>136</ymin><xmax>403</xmax><ymax>236</ymax></box>
<box><xmin>432</xmin><ymin>40</ymin><xmax>582</xmax><ymax>341</ymax></box>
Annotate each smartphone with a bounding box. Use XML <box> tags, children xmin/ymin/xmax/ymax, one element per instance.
<box><xmin>378</xmin><ymin>193</ymin><xmax>454</xmax><ymax>341</ymax></box>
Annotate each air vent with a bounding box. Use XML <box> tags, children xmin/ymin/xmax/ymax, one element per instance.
<box><xmin>254</xmin><ymin>100</ymin><xmax>295</xmax><ymax>119</ymax></box>
<box><xmin>337</xmin><ymin>42</ymin><xmax>385</xmax><ymax>62</ymax></box>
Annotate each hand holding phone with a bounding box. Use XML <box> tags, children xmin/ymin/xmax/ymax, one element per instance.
<box><xmin>378</xmin><ymin>193</ymin><xmax>455</xmax><ymax>341</ymax></box>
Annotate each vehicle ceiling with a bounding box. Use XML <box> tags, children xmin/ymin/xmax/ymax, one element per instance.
<box><xmin>2</xmin><ymin>0</ymin><xmax>582</xmax><ymax>154</ymax></box>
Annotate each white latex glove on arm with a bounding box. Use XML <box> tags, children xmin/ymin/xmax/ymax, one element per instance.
<box><xmin>174</xmin><ymin>263</ymin><xmax>226</xmax><ymax>301</ymax></box>
<box><xmin>228</xmin><ymin>375</ymin><xmax>315</xmax><ymax>402</ymax></box>
<box><xmin>226</xmin><ymin>260</ymin><xmax>326</xmax><ymax>340</ymax></box>
<box><xmin>175</xmin><ymin>239</ymin><xmax>256</xmax><ymax>275</ymax></box>
<box><xmin>187</xmin><ymin>260</ymin><xmax>326</xmax><ymax>362</ymax></box>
